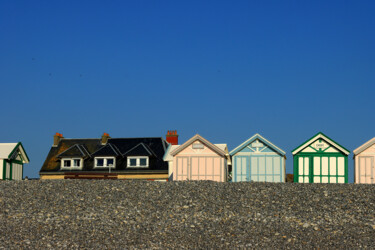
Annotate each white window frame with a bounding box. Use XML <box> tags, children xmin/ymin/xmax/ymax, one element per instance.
<box><xmin>94</xmin><ymin>157</ymin><xmax>116</xmax><ymax>169</ymax></box>
<box><xmin>127</xmin><ymin>156</ymin><xmax>149</xmax><ymax>168</ymax></box>
<box><xmin>61</xmin><ymin>158</ymin><xmax>83</xmax><ymax>170</ymax></box>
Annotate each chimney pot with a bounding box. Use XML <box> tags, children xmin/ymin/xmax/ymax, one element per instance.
<box><xmin>166</xmin><ymin>130</ymin><xmax>179</xmax><ymax>145</ymax></box>
<box><xmin>101</xmin><ymin>132</ymin><xmax>110</xmax><ymax>145</ymax></box>
<box><xmin>53</xmin><ymin>132</ymin><xmax>63</xmax><ymax>147</ymax></box>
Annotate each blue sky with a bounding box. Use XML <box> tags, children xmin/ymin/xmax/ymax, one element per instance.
<box><xmin>0</xmin><ymin>1</ymin><xmax>374</xmax><ymax>181</ymax></box>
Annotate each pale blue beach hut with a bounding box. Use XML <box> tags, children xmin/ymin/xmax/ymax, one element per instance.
<box><xmin>230</xmin><ymin>134</ymin><xmax>286</xmax><ymax>182</ymax></box>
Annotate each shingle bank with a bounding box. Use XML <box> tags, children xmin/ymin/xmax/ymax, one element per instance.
<box><xmin>0</xmin><ymin>180</ymin><xmax>374</xmax><ymax>249</ymax></box>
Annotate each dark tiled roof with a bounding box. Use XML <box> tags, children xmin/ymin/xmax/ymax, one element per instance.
<box><xmin>123</xmin><ymin>143</ymin><xmax>155</xmax><ymax>157</ymax></box>
<box><xmin>57</xmin><ymin>144</ymin><xmax>91</xmax><ymax>158</ymax></box>
<box><xmin>40</xmin><ymin>137</ymin><xmax>168</xmax><ymax>172</ymax></box>
<box><xmin>91</xmin><ymin>143</ymin><xmax>121</xmax><ymax>157</ymax></box>
<box><xmin>40</xmin><ymin>139</ymin><xmax>102</xmax><ymax>172</ymax></box>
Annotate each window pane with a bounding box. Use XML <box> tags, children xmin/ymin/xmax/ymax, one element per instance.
<box><xmin>140</xmin><ymin>158</ymin><xmax>147</xmax><ymax>166</ymax></box>
<box><xmin>130</xmin><ymin>159</ymin><xmax>137</xmax><ymax>166</ymax></box>
<box><xmin>64</xmin><ymin>160</ymin><xmax>71</xmax><ymax>167</ymax></box>
<box><xmin>107</xmin><ymin>159</ymin><xmax>114</xmax><ymax>166</ymax></box>
<box><xmin>97</xmin><ymin>159</ymin><xmax>104</xmax><ymax>166</ymax></box>
<box><xmin>74</xmin><ymin>159</ymin><xmax>80</xmax><ymax>167</ymax></box>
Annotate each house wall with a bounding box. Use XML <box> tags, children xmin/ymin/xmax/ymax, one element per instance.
<box><xmin>355</xmin><ymin>144</ymin><xmax>375</xmax><ymax>184</ymax></box>
<box><xmin>40</xmin><ymin>175</ymin><xmax>65</xmax><ymax>180</ymax></box>
<box><xmin>173</xmin><ymin>140</ymin><xmax>227</xmax><ymax>182</ymax></box>
<box><xmin>232</xmin><ymin>141</ymin><xmax>285</xmax><ymax>182</ymax></box>
<box><xmin>168</xmin><ymin>161</ymin><xmax>173</xmax><ymax>180</ymax></box>
<box><xmin>117</xmin><ymin>173</ymin><xmax>168</xmax><ymax>180</ymax></box>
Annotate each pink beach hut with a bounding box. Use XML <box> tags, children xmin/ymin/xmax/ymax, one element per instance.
<box><xmin>165</xmin><ymin>134</ymin><xmax>230</xmax><ymax>182</ymax></box>
<box><xmin>354</xmin><ymin>137</ymin><xmax>375</xmax><ymax>184</ymax></box>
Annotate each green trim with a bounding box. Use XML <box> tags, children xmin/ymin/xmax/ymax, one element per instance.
<box><xmin>308</xmin><ymin>146</ymin><xmax>318</xmax><ymax>152</ymax></box>
<box><xmin>294</xmin><ymin>154</ymin><xmax>348</xmax><ymax>183</ymax></box>
<box><xmin>8</xmin><ymin>142</ymin><xmax>30</xmax><ymax>163</ymax></box>
<box><xmin>322</xmin><ymin>146</ymin><xmax>331</xmax><ymax>152</ymax></box>
<box><xmin>345</xmin><ymin>157</ymin><xmax>348</xmax><ymax>183</ymax></box>
<box><xmin>2</xmin><ymin>160</ymin><xmax>5</xmax><ymax>180</ymax></box>
<box><xmin>9</xmin><ymin>161</ymin><xmax>12</xmax><ymax>180</ymax></box>
<box><xmin>292</xmin><ymin>132</ymin><xmax>350</xmax><ymax>155</ymax></box>
<box><xmin>296</xmin><ymin>152</ymin><xmax>346</xmax><ymax>157</ymax></box>
<box><xmin>11</xmin><ymin>159</ymin><xmax>23</xmax><ymax>164</ymax></box>
<box><xmin>293</xmin><ymin>156</ymin><xmax>298</xmax><ymax>182</ymax></box>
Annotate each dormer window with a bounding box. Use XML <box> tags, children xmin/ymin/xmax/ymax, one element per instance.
<box><xmin>61</xmin><ymin>158</ymin><xmax>83</xmax><ymax>170</ymax></box>
<box><xmin>127</xmin><ymin>156</ymin><xmax>149</xmax><ymax>168</ymax></box>
<box><xmin>94</xmin><ymin>157</ymin><xmax>115</xmax><ymax>168</ymax></box>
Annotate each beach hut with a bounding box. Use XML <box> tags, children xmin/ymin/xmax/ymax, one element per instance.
<box><xmin>0</xmin><ymin>142</ymin><xmax>29</xmax><ymax>180</ymax></box>
<box><xmin>353</xmin><ymin>137</ymin><xmax>375</xmax><ymax>184</ymax></box>
<box><xmin>292</xmin><ymin>132</ymin><xmax>349</xmax><ymax>183</ymax></box>
<box><xmin>166</xmin><ymin>134</ymin><xmax>230</xmax><ymax>182</ymax></box>
<box><xmin>229</xmin><ymin>134</ymin><xmax>286</xmax><ymax>182</ymax></box>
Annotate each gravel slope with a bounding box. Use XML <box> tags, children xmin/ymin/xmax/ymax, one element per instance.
<box><xmin>0</xmin><ymin>180</ymin><xmax>374</xmax><ymax>249</ymax></box>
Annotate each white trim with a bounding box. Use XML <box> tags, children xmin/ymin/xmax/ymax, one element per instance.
<box><xmin>229</xmin><ymin>134</ymin><xmax>285</xmax><ymax>156</ymax></box>
<box><xmin>94</xmin><ymin>157</ymin><xmax>116</xmax><ymax>169</ymax></box>
<box><xmin>234</xmin><ymin>152</ymin><xmax>280</xmax><ymax>156</ymax></box>
<box><xmin>127</xmin><ymin>156</ymin><xmax>149</xmax><ymax>168</ymax></box>
<box><xmin>292</xmin><ymin>134</ymin><xmax>350</xmax><ymax>155</ymax></box>
<box><xmin>170</xmin><ymin>134</ymin><xmax>226</xmax><ymax>157</ymax></box>
<box><xmin>60</xmin><ymin>158</ymin><xmax>84</xmax><ymax>170</ymax></box>
<box><xmin>353</xmin><ymin>137</ymin><xmax>375</xmax><ymax>155</ymax></box>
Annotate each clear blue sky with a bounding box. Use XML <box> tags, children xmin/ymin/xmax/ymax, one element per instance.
<box><xmin>0</xmin><ymin>1</ymin><xmax>374</xmax><ymax>181</ymax></box>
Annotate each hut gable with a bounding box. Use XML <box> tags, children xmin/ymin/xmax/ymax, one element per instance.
<box><xmin>292</xmin><ymin>132</ymin><xmax>350</xmax><ymax>156</ymax></box>
<box><xmin>170</xmin><ymin>134</ymin><xmax>226</xmax><ymax>157</ymax></box>
<box><xmin>230</xmin><ymin>134</ymin><xmax>285</xmax><ymax>157</ymax></box>
<box><xmin>353</xmin><ymin>137</ymin><xmax>375</xmax><ymax>156</ymax></box>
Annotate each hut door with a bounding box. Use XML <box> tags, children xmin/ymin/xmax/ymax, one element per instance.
<box><xmin>235</xmin><ymin>156</ymin><xmax>248</xmax><ymax>182</ymax></box>
<box><xmin>298</xmin><ymin>156</ymin><xmax>310</xmax><ymax>183</ymax></box>
<box><xmin>190</xmin><ymin>157</ymin><xmax>222</xmax><ymax>181</ymax></box>
<box><xmin>359</xmin><ymin>156</ymin><xmax>374</xmax><ymax>184</ymax></box>
<box><xmin>175</xmin><ymin>157</ymin><xmax>189</xmax><ymax>181</ymax></box>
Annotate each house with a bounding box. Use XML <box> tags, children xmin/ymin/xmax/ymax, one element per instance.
<box><xmin>353</xmin><ymin>137</ymin><xmax>375</xmax><ymax>184</ymax></box>
<box><xmin>164</xmin><ymin>134</ymin><xmax>230</xmax><ymax>182</ymax></box>
<box><xmin>0</xmin><ymin>142</ymin><xmax>29</xmax><ymax>180</ymax></box>
<box><xmin>292</xmin><ymin>132</ymin><xmax>350</xmax><ymax>183</ymax></box>
<box><xmin>39</xmin><ymin>133</ymin><xmax>169</xmax><ymax>180</ymax></box>
<box><xmin>229</xmin><ymin>134</ymin><xmax>286</xmax><ymax>182</ymax></box>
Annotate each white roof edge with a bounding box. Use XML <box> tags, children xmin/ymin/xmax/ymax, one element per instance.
<box><xmin>292</xmin><ymin>134</ymin><xmax>350</xmax><ymax>155</ymax></box>
<box><xmin>353</xmin><ymin>137</ymin><xmax>375</xmax><ymax>155</ymax></box>
<box><xmin>170</xmin><ymin>134</ymin><xmax>226</xmax><ymax>157</ymax></box>
<box><xmin>229</xmin><ymin>133</ymin><xmax>285</xmax><ymax>155</ymax></box>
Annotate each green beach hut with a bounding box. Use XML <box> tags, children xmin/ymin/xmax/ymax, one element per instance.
<box><xmin>0</xmin><ymin>142</ymin><xmax>29</xmax><ymax>180</ymax></box>
<box><xmin>292</xmin><ymin>132</ymin><xmax>349</xmax><ymax>183</ymax></box>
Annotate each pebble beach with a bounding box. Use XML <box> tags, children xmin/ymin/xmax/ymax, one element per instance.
<box><xmin>0</xmin><ymin>180</ymin><xmax>374</xmax><ymax>249</ymax></box>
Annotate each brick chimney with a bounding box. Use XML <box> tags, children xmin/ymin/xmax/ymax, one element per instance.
<box><xmin>53</xmin><ymin>133</ymin><xmax>63</xmax><ymax>147</ymax></box>
<box><xmin>166</xmin><ymin>130</ymin><xmax>178</xmax><ymax>145</ymax></box>
<box><xmin>101</xmin><ymin>132</ymin><xmax>110</xmax><ymax>145</ymax></box>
